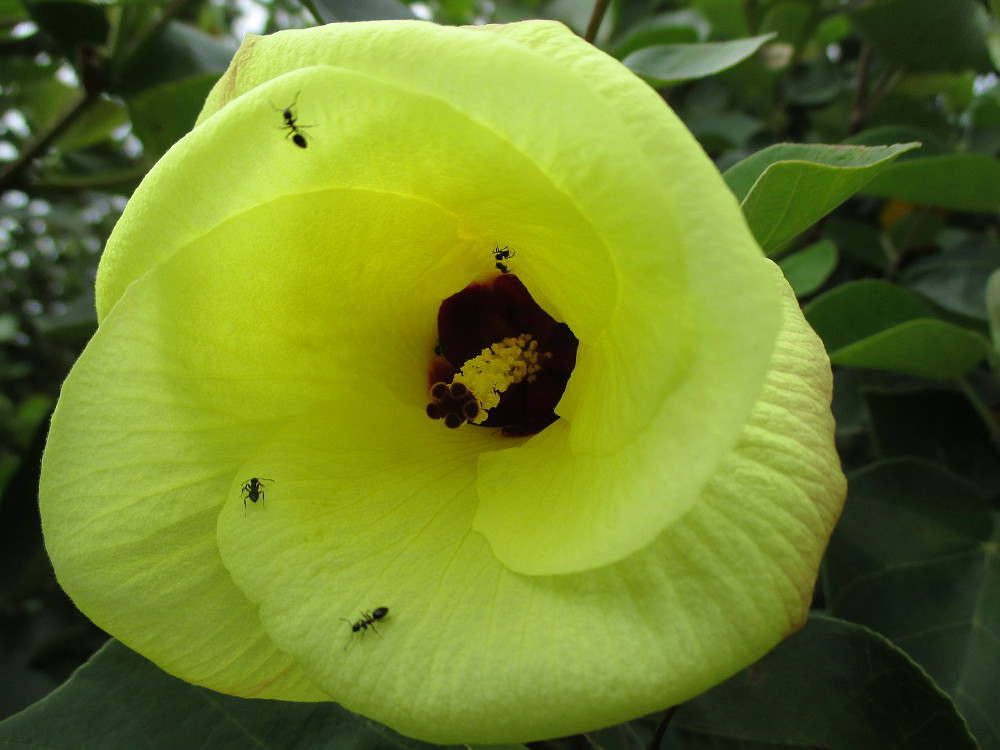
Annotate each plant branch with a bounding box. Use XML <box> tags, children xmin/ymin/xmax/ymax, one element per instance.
<box><xmin>848</xmin><ymin>44</ymin><xmax>873</xmax><ymax>136</ymax></box>
<box><xmin>583</xmin><ymin>0</ymin><xmax>611</xmax><ymax>44</ymax></box>
<box><xmin>740</xmin><ymin>0</ymin><xmax>757</xmax><ymax>34</ymax></box>
<box><xmin>849</xmin><ymin>45</ymin><xmax>900</xmax><ymax>136</ymax></box>
<box><xmin>958</xmin><ymin>377</ymin><xmax>1000</xmax><ymax>451</ymax></box>
<box><xmin>0</xmin><ymin>89</ymin><xmax>100</xmax><ymax>192</ymax></box>
<box><xmin>645</xmin><ymin>706</ymin><xmax>679</xmax><ymax>750</ymax></box>
<box><xmin>298</xmin><ymin>0</ymin><xmax>326</xmax><ymax>25</ymax></box>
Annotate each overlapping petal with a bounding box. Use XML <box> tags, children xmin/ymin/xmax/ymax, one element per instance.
<box><xmin>217</xmin><ymin>261</ymin><xmax>842</xmax><ymax>743</ymax></box>
<box><xmin>92</xmin><ymin>19</ymin><xmax>782</xmax><ymax>574</ymax></box>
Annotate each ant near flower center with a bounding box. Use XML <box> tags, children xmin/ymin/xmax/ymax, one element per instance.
<box><xmin>493</xmin><ymin>244</ymin><xmax>515</xmax><ymax>273</ymax></box>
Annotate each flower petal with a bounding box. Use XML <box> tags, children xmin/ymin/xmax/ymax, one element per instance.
<box><xmin>41</xmin><ymin>173</ymin><xmax>475</xmax><ymax>697</ymax></box>
<box><xmin>40</xmin><ymin>247</ymin><xmax>332</xmax><ymax>700</ymax></box>
<box><xmin>101</xmin><ymin>20</ymin><xmax>782</xmax><ymax>573</ymax></box>
<box><xmin>41</xmin><ymin>22</ymin><xmax>843</xmax><ymax>741</ymax></box>
<box><xmin>213</xmin><ymin>264</ymin><xmax>840</xmax><ymax>743</ymax></box>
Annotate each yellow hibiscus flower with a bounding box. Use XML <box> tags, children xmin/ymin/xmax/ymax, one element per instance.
<box><xmin>39</xmin><ymin>20</ymin><xmax>845</xmax><ymax>743</ymax></box>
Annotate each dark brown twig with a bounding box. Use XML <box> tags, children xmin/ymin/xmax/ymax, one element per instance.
<box><xmin>583</xmin><ymin>0</ymin><xmax>611</xmax><ymax>44</ymax></box>
<box><xmin>848</xmin><ymin>44</ymin><xmax>873</xmax><ymax>135</ymax></box>
<box><xmin>848</xmin><ymin>45</ymin><xmax>900</xmax><ymax>136</ymax></box>
<box><xmin>0</xmin><ymin>89</ymin><xmax>99</xmax><ymax>191</ymax></box>
<box><xmin>645</xmin><ymin>706</ymin><xmax>679</xmax><ymax>750</ymax></box>
<box><xmin>740</xmin><ymin>0</ymin><xmax>757</xmax><ymax>34</ymax></box>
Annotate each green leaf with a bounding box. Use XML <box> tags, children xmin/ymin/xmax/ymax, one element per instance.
<box><xmin>851</xmin><ymin>0</ymin><xmax>993</xmax><ymax>73</ymax></box>
<box><xmin>114</xmin><ymin>22</ymin><xmax>234</xmax><ymax>97</ymax></box>
<box><xmin>988</xmin><ymin>269</ymin><xmax>1000</xmax><ymax>354</ymax></box>
<box><xmin>901</xmin><ymin>237</ymin><xmax>1000</xmax><ymax>321</ymax></box>
<box><xmin>829</xmin><ymin>318</ymin><xmax>988</xmax><ymax>379</ymax></box>
<box><xmin>672</xmin><ymin>615</ymin><xmax>979</xmax><ymax>750</ymax></box>
<box><xmin>864</xmin><ymin>388</ymin><xmax>1000</xmax><ymax>499</ymax></box>
<box><xmin>859</xmin><ymin>153</ymin><xmax>1000</xmax><ymax>213</ymax></box>
<box><xmin>845</xmin><ymin>125</ymin><xmax>953</xmax><ymax>157</ymax></box>
<box><xmin>622</xmin><ymin>33</ymin><xmax>775</xmax><ymax>85</ymax></box>
<box><xmin>722</xmin><ymin>142</ymin><xmax>920</xmax><ymax>254</ymax></box>
<box><xmin>128</xmin><ymin>73</ymin><xmax>220</xmax><ymax>156</ymax></box>
<box><xmin>22</xmin><ymin>0</ymin><xmax>109</xmax><ymax>60</ymax></box>
<box><xmin>825</xmin><ymin>458</ymin><xmax>999</xmax><ymax>750</ymax></box>
<box><xmin>56</xmin><ymin>96</ymin><xmax>128</xmax><ymax>152</ymax></box>
<box><xmin>822</xmin><ymin>217</ymin><xmax>887</xmax><ymax>269</ymax></box>
<box><xmin>0</xmin><ymin>0</ymin><xmax>27</xmax><ymax>22</ymax></box>
<box><xmin>815</xmin><ymin>12</ymin><xmax>851</xmax><ymax>45</ymax></box>
<box><xmin>778</xmin><ymin>238</ymin><xmax>838</xmax><ymax>297</ymax></box>
<box><xmin>757</xmin><ymin>0</ymin><xmax>815</xmax><ymax>51</ymax></box>
<box><xmin>825</xmin><ymin>458</ymin><xmax>990</xmax><ymax>594</ymax></box>
<box><xmin>784</xmin><ymin>55</ymin><xmax>842</xmax><ymax>106</ymax></box>
<box><xmin>805</xmin><ymin>280</ymin><xmax>989</xmax><ymax>378</ymax></box>
<box><xmin>685</xmin><ymin>111</ymin><xmax>763</xmax><ymax>152</ymax></box>
<box><xmin>0</xmin><ymin>640</ymin><xmax>441</xmax><ymax>749</ymax></box>
<box><xmin>687</xmin><ymin>0</ymin><xmax>749</xmax><ymax>39</ymax></box>
<box><xmin>608</xmin><ymin>11</ymin><xmax>706</xmax><ymax>59</ymax></box>
<box><xmin>309</xmin><ymin>0</ymin><xmax>415</xmax><ymax>22</ymax></box>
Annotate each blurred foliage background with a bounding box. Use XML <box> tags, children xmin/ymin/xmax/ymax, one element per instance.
<box><xmin>1</xmin><ymin>0</ymin><xmax>999</xmax><ymax>748</ymax></box>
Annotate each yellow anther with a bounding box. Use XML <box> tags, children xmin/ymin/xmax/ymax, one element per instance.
<box><xmin>453</xmin><ymin>334</ymin><xmax>544</xmax><ymax>424</ymax></box>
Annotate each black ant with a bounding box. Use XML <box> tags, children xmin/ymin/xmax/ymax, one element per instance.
<box><xmin>241</xmin><ymin>477</ymin><xmax>273</xmax><ymax>514</ymax></box>
<box><xmin>493</xmin><ymin>244</ymin><xmax>514</xmax><ymax>273</ymax></box>
<box><xmin>271</xmin><ymin>91</ymin><xmax>312</xmax><ymax>148</ymax></box>
<box><xmin>341</xmin><ymin>606</ymin><xmax>389</xmax><ymax>649</ymax></box>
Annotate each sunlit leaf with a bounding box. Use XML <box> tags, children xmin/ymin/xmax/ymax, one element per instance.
<box><xmin>622</xmin><ymin>34</ymin><xmax>775</xmax><ymax>85</ymax></box>
<box><xmin>723</xmin><ymin>142</ymin><xmax>919</xmax><ymax>254</ymax></box>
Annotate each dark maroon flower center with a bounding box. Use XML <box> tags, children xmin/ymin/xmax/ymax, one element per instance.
<box><xmin>426</xmin><ymin>274</ymin><xmax>578</xmax><ymax>436</ymax></box>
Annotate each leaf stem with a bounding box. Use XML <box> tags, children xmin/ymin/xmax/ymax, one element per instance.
<box><xmin>957</xmin><ymin>376</ymin><xmax>1000</xmax><ymax>450</ymax></box>
<box><xmin>740</xmin><ymin>0</ymin><xmax>757</xmax><ymax>34</ymax></box>
<box><xmin>848</xmin><ymin>44</ymin><xmax>873</xmax><ymax>136</ymax></box>
<box><xmin>645</xmin><ymin>706</ymin><xmax>679</xmax><ymax>750</ymax></box>
<box><xmin>298</xmin><ymin>0</ymin><xmax>326</xmax><ymax>24</ymax></box>
<box><xmin>583</xmin><ymin>0</ymin><xmax>611</xmax><ymax>44</ymax></box>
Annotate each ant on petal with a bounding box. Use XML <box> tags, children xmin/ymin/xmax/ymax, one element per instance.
<box><xmin>241</xmin><ymin>477</ymin><xmax>273</xmax><ymax>515</ymax></box>
<box><xmin>493</xmin><ymin>244</ymin><xmax>515</xmax><ymax>273</ymax></box>
<box><xmin>341</xmin><ymin>606</ymin><xmax>389</xmax><ymax>649</ymax></box>
<box><xmin>270</xmin><ymin>91</ymin><xmax>313</xmax><ymax>148</ymax></box>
